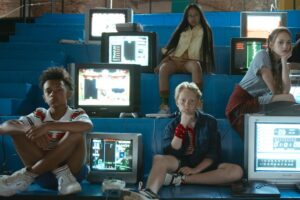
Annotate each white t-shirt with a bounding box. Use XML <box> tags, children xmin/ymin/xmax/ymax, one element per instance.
<box><xmin>19</xmin><ymin>107</ymin><xmax>93</xmax><ymax>150</ymax></box>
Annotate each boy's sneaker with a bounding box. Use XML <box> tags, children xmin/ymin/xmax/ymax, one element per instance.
<box><xmin>0</xmin><ymin>168</ymin><xmax>36</xmax><ymax>197</ymax></box>
<box><xmin>158</xmin><ymin>104</ymin><xmax>171</xmax><ymax>115</ymax></box>
<box><xmin>53</xmin><ymin>165</ymin><xmax>82</xmax><ymax>195</ymax></box>
<box><xmin>122</xmin><ymin>188</ymin><xmax>159</xmax><ymax>200</ymax></box>
<box><xmin>163</xmin><ymin>173</ymin><xmax>185</xmax><ymax>186</ymax></box>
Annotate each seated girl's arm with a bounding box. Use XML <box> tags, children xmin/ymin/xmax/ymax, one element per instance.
<box><xmin>260</xmin><ymin>66</ymin><xmax>276</xmax><ymax>94</ymax></box>
<box><xmin>281</xmin><ymin>53</ymin><xmax>292</xmax><ymax>94</ymax></box>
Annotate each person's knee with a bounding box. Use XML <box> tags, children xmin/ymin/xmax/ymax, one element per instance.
<box><xmin>152</xmin><ymin>155</ymin><xmax>169</xmax><ymax>169</ymax></box>
<box><xmin>159</xmin><ymin>62</ymin><xmax>173</xmax><ymax>76</ymax></box>
<box><xmin>219</xmin><ymin>163</ymin><xmax>244</xmax><ymax>182</ymax></box>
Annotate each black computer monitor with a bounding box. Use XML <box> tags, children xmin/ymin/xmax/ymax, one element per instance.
<box><xmin>230</xmin><ymin>37</ymin><xmax>267</xmax><ymax>75</ymax></box>
<box><xmin>73</xmin><ymin>63</ymin><xmax>141</xmax><ymax>117</ymax></box>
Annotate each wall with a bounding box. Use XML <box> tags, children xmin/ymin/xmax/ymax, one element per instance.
<box><xmin>0</xmin><ymin>0</ymin><xmax>281</xmax><ymax>18</ymax></box>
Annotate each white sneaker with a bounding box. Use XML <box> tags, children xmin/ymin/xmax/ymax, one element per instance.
<box><xmin>163</xmin><ymin>173</ymin><xmax>184</xmax><ymax>186</ymax></box>
<box><xmin>158</xmin><ymin>104</ymin><xmax>171</xmax><ymax>115</ymax></box>
<box><xmin>54</xmin><ymin>166</ymin><xmax>82</xmax><ymax>195</ymax></box>
<box><xmin>122</xmin><ymin>188</ymin><xmax>159</xmax><ymax>200</ymax></box>
<box><xmin>0</xmin><ymin>168</ymin><xmax>35</xmax><ymax>197</ymax></box>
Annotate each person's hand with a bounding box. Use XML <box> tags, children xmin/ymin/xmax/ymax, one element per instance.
<box><xmin>178</xmin><ymin>166</ymin><xmax>197</xmax><ymax>175</ymax></box>
<box><xmin>26</xmin><ymin>123</ymin><xmax>49</xmax><ymax>140</ymax></box>
<box><xmin>180</xmin><ymin>112</ymin><xmax>194</xmax><ymax>128</ymax></box>
<box><xmin>33</xmin><ymin>135</ymin><xmax>49</xmax><ymax>150</ymax></box>
<box><xmin>281</xmin><ymin>47</ymin><xmax>293</xmax><ymax>63</ymax></box>
<box><xmin>1</xmin><ymin>120</ymin><xmax>31</xmax><ymax>134</ymax></box>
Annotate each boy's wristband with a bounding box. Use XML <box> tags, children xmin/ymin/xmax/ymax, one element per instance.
<box><xmin>175</xmin><ymin>123</ymin><xmax>186</xmax><ymax>139</ymax></box>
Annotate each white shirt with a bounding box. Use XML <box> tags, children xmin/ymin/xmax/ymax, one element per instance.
<box><xmin>19</xmin><ymin>107</ymin><xmax>93</xmax><ymax>150</ymax></box>
<box><xmin>173</xmin><ymin>25</ymin><xmax>204</xmax><ymax>60</ymax></box>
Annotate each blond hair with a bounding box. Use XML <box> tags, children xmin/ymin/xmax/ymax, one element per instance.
<box><xmin>174</xmin><ymin>82</ymin><xmax>202</xmax><ymax>101</ymax></box>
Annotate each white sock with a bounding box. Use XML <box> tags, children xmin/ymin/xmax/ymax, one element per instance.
<box><xmin>52</xmin><ymin>165</ymin><xmax>70</xmax><ymax>178</ymax></box>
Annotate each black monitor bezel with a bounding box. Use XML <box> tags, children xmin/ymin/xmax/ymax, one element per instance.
<box><xmin>74</xmin><ymin>63</ymin><xmax>141</xmax><ymax>117</ymax></box>
<box><xmin>230</xmin><ymin>37</ymin><xmax>267</xmax><ymax>75</ymax></box>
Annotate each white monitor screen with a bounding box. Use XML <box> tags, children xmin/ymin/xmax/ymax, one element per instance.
<box><xmin>290</xmin><ymin>86</ymin><xmax>300</xmax><ymax>104</ymax></box>
<box><xmin>108</xmin><ymin>35</ymin><xmax>149</xmax><ymax>66</ymax></box>
<box><xmin>90</xmin><ymin>138</ymin><xmax>133</xmax><ymax>172</ymax></box>
<box><xmin>78</xmin><ymin>68</ymin><xmax>130</xmax><ymax>106</ymax></box>
<box><xmin>255</xmin><ymin>122</ymin><xmax>300</xmax><ymax>172</ymax></box>
<box><xmin>247</xmin><ymin>15</ymin><xmax>282</xmax><ymax>38</ymax></box>
<box><xmin>91</xmin><ymin>13</ymin><xmax>126</xmax><ymax>37</ymax></box>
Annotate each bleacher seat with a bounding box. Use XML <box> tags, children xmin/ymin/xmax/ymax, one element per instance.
<box><xmin>1</xmin><ymin>10</ymin><xmax>300</xmax><ymax>199</ymax></box>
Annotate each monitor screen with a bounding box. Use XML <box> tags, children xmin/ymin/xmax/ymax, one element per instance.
<box><xmin>101</xmin><ymin>32</ymin><xmax>157</xmax><ymax>72</ymax></box>
<box><xmin>90</xmin><ymin>138</ymin><xmax>133</xmax><ymax>172</ymax></box>
<box><xmin>241</xmin><ymin>12</ymin><xmax>287</xmax><ymax>38</ymax></box>
<box><xmin>73</xmin><ymin>63</ymin><xmax>140</xmax><ymax>117</ymax></box>
<box><xmin>230</xmin><ymin>38</ymin><xmax>267</xmax><ymax>75</ymax></box>
<box><xmin>86</xmin><ymin>132</ymin><xmax>143</xmax><ymax>183</ymax></box>
<box><xmin>85</xmin><ymin>8</ymin><xmax>133</xmax><ymax>43</ymax></box>
<box><xmin>290</xmin><ymin>85</ymin><xmax>300</xmax><ymax>104</ymax></box>
<box><xmin>245</xmin><ymin>114</ymin><xmax>300</xmax><ymax>185</ymax></box>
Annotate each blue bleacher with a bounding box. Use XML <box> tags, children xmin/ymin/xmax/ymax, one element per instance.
<box><xmin>0</xmin><ymin>10</ymin><xmax>300</xmax><ymax>199</ymax></box>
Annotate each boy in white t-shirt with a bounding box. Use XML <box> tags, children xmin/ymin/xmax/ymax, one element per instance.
<box><xmin>0</xmin><ymin>67</ymin><xmax>93</xmax><ymax>196</ymax></box>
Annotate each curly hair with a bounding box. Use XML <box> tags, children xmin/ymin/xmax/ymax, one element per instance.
<box><xmin>39</xmin><ymin>67</ymin><xmax>73</xmax><ymax>91</ymax></box>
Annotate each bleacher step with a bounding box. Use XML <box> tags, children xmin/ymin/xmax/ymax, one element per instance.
<box><xmin>0</xmin><ymin>83</ymin><xmax>32</xmax><ymax>98</ymax></box>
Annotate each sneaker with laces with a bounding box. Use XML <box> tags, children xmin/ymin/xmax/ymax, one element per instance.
<box><xmin>54</xmin><ymin>165</ymin><xmax>82</xmax><ymax>195</ymax></box>
<box><xmin>122</xmin><ymin>188</ymin><xmax>159</xmax><ymax>200</ymax></box>
<box><xmin>0</xmin><ymin>168</ymin><xmax>36</xmax><ymax>197</ymax></box>
<box><xmin>159</xmin><ymin>104</ymin><xmax>171</xmax><ymax>115</ymax></box>
<box><xmin>163</xmin><ymin>173</ymin><xmax>185</xmax><ymax>186</ymax></box>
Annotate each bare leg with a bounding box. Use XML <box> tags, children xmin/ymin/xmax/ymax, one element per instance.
<box><xmin>11</xmin><ymin>132</ymin><xmax>85</xmax><ymax>175</ymax></box>
<box><xmin>158</xmin><ymin>60</ymin><xmax>177</xmax><ymax>97</ymax></box>
<box><xmin>185</xmin><ymin>163</ymin><xmax>243</xmax><ymax>185</ymax></box>
<box><xmin>11</xmin><ymin>134</ymin><xmax>45</xmax><ymax>167</ymax></box>
<box><xmin>146</xmin><ymin>155</ymin><xmax>179</xmax><ymax>194</ymax></box>
<box><xmin>183</xmin><ymin>60</ymin><xmax>203</xmax><ymax>90</ymax></box>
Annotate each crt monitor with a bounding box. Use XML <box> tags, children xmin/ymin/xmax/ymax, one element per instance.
<box><xmin>74</xmin><ymin>63</ymin><xmax>140</xmax><ymax>117</ymax></box>
<box><xmin>230</xmin><ymin>37</ymin><xmax>267</xmax><ymax>75</ymax></box>
<box><xmin>101</xmin><ymin>32</ymin><xmax>157</xmax><ymax>73</ymax></box>
<box><xmin>244</xmin><ymin>114</ymin><xmax>300</xmax><ymax>185</ymax></box>
<box><xmin>86</xmin><ymin>132</ymin><xmax>143</xmax><ymax>184</ymax></box>
<box><xmin>85</xmin><ymin>8</ymin><xmax>133</xmax><ymax>43</ymax></box>
<box><xmin>241</xmin><ymin>11</ymin><xmax>287</xmax><ymax>38</ymax></box>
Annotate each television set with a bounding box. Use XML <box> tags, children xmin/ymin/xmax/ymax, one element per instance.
<box><xmin>230</xmin><ymin>37</ymin><xmax>267</xmax><ymax>75</ymax></box>
<box><xmin>244</xmin><ymin>114</ymin><xmax>300</xmax><ymax>185</ymax></box>
<box><xmin>85</xmin><ymin>8</ymin><xmax>133</xmax><ymax>43</ymax></box>
<box><xmin>101</xmin><ymin>32</ymin><xmax>157</xmax><ymax>73</ymax></box>
<box><xmin>86</xmin><ymin>132</ymin><xmax>143</xmax><ymax>184</ymax></box>
<box><xmin>241</xmin><ymin>11</ymin><xmax>287</xmax><ymax>38</ymax></box>
<box><xmin>73</xmin><ymin>63</ymin><xmax>141</xmax><ymax>117</ymax></box>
